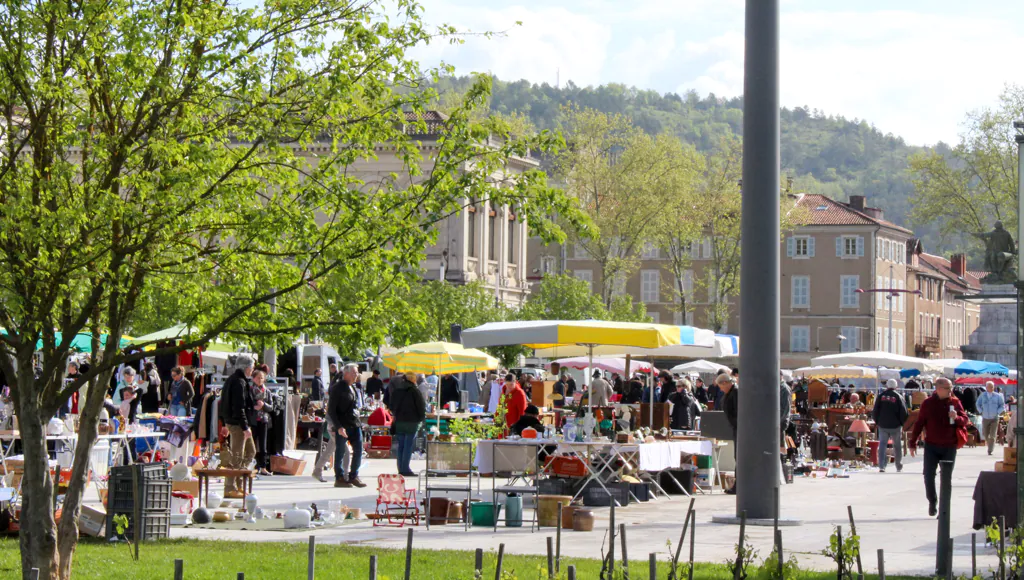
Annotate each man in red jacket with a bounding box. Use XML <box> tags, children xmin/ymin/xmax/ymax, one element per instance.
<box><xmin>909</xmin><ymin>377</ymin><xmax>969</xmax><ymax>516</ymax></box>
<box><xmin>502</xmin><ymin>373</ymin><xmax>528</xmax><ymax>431</ymax></box>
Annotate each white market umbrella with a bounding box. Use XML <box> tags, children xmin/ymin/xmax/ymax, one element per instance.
<box><xmin>670</xmin><ymin>359</ymin><xmax>731</xmax><ymax>375</ymax></box>
<box><xmin>794</xmin><ymin>365</ymin><xmax>879</xmax><ymax>380</ymax></box>
<box><xmin>551</xmin><ymin>356</ymin><xmax>657</xmax><ymax>376</ymax></box>
<box><xmin>810</xmin><ymin>351</ymin><xmax>941</xmax><ymax>374</ymax></box>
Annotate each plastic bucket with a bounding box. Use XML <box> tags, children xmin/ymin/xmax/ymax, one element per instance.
<box><xmin>470</xmin><ymin>502</ymin><xmax>499</xmax><ymax>527</ymax></box>
<box><xmin>505</xmin><ymin>495</ymin><xmax>523</xmax><ymax>527</ymax></box>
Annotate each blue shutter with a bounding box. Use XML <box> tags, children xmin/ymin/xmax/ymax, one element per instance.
<box><xmin>836</xmin><ymin>237</ymin><xmax>843</xmax><ymax>257</ymax></box>
<box><xmin>786</xmin><ymin>237</ymin><xmax>794</xmax><ymax>257</ymax></box>
<box><xmin>856</xmin><ymin>236</ymin><xmax>864</xmax><ymax>257</ymax></box>
<box><xmin>808</xmin><ymin>237</ymin><xmax>815</xmax><ymax>257</ymax></box>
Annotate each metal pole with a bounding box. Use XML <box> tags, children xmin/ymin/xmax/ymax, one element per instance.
<box><xmin>738</xmin><ymin>0</ymin><xmax>781</xmax><ymax>520</ymax></box>
<box><xmin>1015</xmin><ymin>122</ymin><xmax>1024</xmax><ymax>533</ymax></box>
<box><xmin>936</xmin><ymin>460</ymin><xmax>953</xmax><ymax>577</ymax></box>
<box><xmin>888</xmin><ymin>264</ymin><xmax>894</xmax><ymax>353</ymax></box>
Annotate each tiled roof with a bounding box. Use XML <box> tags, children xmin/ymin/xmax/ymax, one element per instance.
<box><xmin>795</xmin><ymin>194</ymin><xmax>913</xmax><ymax>234</ymax></box>
<box><xmin>919</xmin><ymin>253</ymin><xmax>981</xmax><ymax>293</ymax></box>
<box><xmin>968</xmin><ymin>270</ymin><xmax>988</xmax><ymax>281</ymax></box>
<box><xmin>402</xmin><ymin>110</ymin><xmax>447</xmax><ymax>135</ymax></box>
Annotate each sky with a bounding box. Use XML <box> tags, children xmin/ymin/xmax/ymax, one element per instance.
<box><xmin>410</xmin><ymin>0</ymin><xmax>1024</xmax><ymax>146</ymax></box>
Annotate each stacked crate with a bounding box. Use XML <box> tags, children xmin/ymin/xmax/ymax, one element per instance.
<box><xmin>105</xmin><ymin>463</ymin><xmax>172</xmax><ymax>540</ymax></box>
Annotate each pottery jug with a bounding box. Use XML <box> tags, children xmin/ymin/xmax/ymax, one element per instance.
<box><xmin>206</xmin><ymin>491</ymin><xmax>223</xmax><ymax>509</ymax></box>
<box><xmin>284</xmin><ymin>503</ymin><xmax>311</xmax><ymax>529</ymax></box>
<box><xmin>572</xmin><ymin>508</ymin><xmax>595</xmax><ymax>532</ymax></box>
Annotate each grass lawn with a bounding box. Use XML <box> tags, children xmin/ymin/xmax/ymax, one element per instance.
<box><xmin>0</xmin><ymin>538</ymin><xmax>917</xmax><ymax>579</ymax></box>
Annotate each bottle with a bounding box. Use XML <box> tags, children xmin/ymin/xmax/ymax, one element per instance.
<box><xmin>949</xmin><ymin>404</ymin><xmax>955</xmax><ymax>426</ymax></box>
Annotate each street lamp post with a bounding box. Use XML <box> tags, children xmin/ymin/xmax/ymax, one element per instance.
<box><xmin>1013</xmin><ymin>120</ymin><xmax>1024</xmax><ymax>523</ymax></box>
<box><xmin>856</xmin><ymin>265</ymin><xmax>920</xmax><ymax>354</ymax></box>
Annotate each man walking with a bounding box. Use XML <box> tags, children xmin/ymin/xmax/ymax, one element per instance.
<box><xmin>873</xmin><ymin>378</ymin><xmax>909</xmax><ymax>472</ymax></box>
<box><xmin>909</xmin><ymin>377</ymin><xmax>968</xmax><ymax>516</ymax></box>
<box><xmin>328</xmin><ymin>364</ymin><xmax>366</xmax><ymax>488</ymax></box>
<box><xmin>221</xmin><ymin>355</ymin><xmax>256</xmax><ymax>498</ymax></box>
<box><xmin>977</xmin><ymin>381</ymin><xmax>1006</xmax><ymax>455</ymax></box>
<box><xmin>590</xmin><ymin>371</ymin><xmax>612</xmax><ymax>407</ymax></box>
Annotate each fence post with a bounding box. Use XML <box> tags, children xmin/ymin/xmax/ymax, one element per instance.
<box><xmin>847</xmin><ymin>505</ymin><xmax>863</xmax><ymax>578</ymax></box>
<box><xmin>547</xmin><ymin>537</ymin><xmax>554</xmax><ymax>579</ymax></box>
<box><xmin>735</xmin><ymin>511</ymin><xmax>746</xmax><ymax>580</ymax></box>
<box><xmin>237</xmin><ymin>573</ymin><xmax>245</xmax><ymax>580</ymax></box>
<box><xmin>369</xmin><ymin>555</ymin><xmax>378</xmax><ymax>580</ymax></box>
<box><xmin>877</xmin><ymin>549</ymin><xmax>885</xmax><ymax>580</ymax></box>
<box><xmin>775</xmin><ymin>530</ymin><xmax>783</xmax><ymax>579</ymax></box>
<box><xmin>836</xmin><ymin>525</ymin><xmax>843</xmax><ymax>580</ymax></box>
<box><xmin>649</xmin><ymin>553</ymin><xmax>657</xmax><ymax>580</ymax></box>
<box><xmin>475</xmin><ymin>548</ymin><xmax>484</xmax><ymax>576</ymax></box>
<box><xmin>936</xmin><ymin>460</ymin><xmax>954</xmax><ymax>578</ymax></box>
<box><xmin>609</xmin><ymin>503</ymin><xmax>616</xmax><ymax>574</ymax></box>
<box><xmin>404</xmin><ymin>528</ymin><xmax>414</xmax><ymax>580</ymax></box>
<box><xmin>687</xmin><ymin>511</ymin><xmax>695</xmax><ymax>580</ymax></box>
<box><xmin>1000</xmin><ymin>516</ymin><xmax>1007</xmax><ymax>580</ymax></box>
<box><xmin>308</xmin><ymin>535</ymin><xmax>316</xmax><ymax>580</ymax></box>
<box><xmin>556</xmin><ymin>502</ymin><xmax>563</xmax><ymax>573</ymax></box>
<box><xmin>495</xmin><ymin>543</ymin><xmax>505</xmax><ymax>580</ymax></box>
<box><xmin>972</xmin><ymin>533</ymin><xmax>977</xmax><ymax>579</ymax></box>
<box><xmin>174</xmin><ymin>559</ymin><xmax>184</xmax><ymax>580</ymax></box>
<box><xmin>620</xmin><ymin>523</ymin><xmax>630</xmax><ymax>579</ymax></box>
<box><xmin>567</xmin><ymin>565</ymin><xmax>577</xmax><ymax>580</ymax></box>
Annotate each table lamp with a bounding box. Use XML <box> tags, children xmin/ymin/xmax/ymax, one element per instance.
<box><xmin>848</xmin><ymin>419</ymin><xmax>870</xmax><ymax>433</ymax></box>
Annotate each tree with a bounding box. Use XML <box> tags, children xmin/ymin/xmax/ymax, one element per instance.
<box><xmin>909</xmin><ymin>84</ymin><xmax>1022</xmax><ymax>247</ymax></box>
<box><xmin>519</xmin><ymin>274</ymin><xmax>607</xmax><ymax>320</ymax></box>
<box><xmin>554</xmin><ymin>106</ymin><xmax>698</xmax><ymax>306</ymax></box>
<box><xmin>391</xmin><ymin>280</ymin><xmax>506</xmax><ymax>346</ymax></box>
<box><xmin>0</xmin><ymin>2</ymin><xmax>582</xmax><ymax>577</ymax></box>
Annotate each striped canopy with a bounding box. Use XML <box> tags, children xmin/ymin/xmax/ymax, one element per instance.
<box><xmin>461</xmin><ymin>320</ymin><xmax>685</xmax><ymax>350</ymax></box>
<box><xmin>382</xmin><ymin>341</ymin><xmax>499</xmax><ymax>374</ymax></box>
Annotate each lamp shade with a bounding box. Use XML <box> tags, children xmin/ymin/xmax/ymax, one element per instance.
<box><xmin>848</xmin><ymin>419</ymin><xmax>871</xmax><ymax>434</ymax></box>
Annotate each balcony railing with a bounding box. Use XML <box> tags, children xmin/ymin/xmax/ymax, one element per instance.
<box><xmin>914</xmin><ymin>335</ymin><xmax>940</xmax><ymax>352</ymax></box>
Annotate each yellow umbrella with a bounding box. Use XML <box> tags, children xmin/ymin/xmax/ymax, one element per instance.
<box><xmin>382</xmin><ymin>341</ymin><xmax>499</xmax><ymax>374</ymax></box>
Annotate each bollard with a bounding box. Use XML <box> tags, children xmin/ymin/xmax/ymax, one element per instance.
<box><xmin>369</xmin><ymin>555</ymin><xmax>378</xmax><ymax>580</ymax></box>
<box><xmin>404</xmin><ymin>528</ymin><xmax>413</xmax><ymax>580</ymax></box>
<box><xmin>174</xmin><ymin>559</ymin><xmax>184</xmax><ymax>580</ymax></box>
<box><xmin>475</xmin><ymin>548</ymin><xmax>483</xmax><ymax>576</ymax></box>
<box><xmin>308</xmin><ymin>535</ymin><xmax>316</xmax><ymax>580</ymax></box>
<box><xmin>649</xmin><ymin>553</ymin><xmax>657</xmax><ymax>580</ymax></box>
<box><xmin>936</xmin><ymin>460</ymin><xmax>953</xmax><ymax>577</ymax></box>
<box><xmin>877</xmin><ymin>549</ymin><xmax>885</xmax><ymax>580</ymax></box>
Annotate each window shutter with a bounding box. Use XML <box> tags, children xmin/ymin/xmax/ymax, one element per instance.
<box><xmin>703</xmin><ymin>238</ymin><xmax>712</xmax><ymax>259</ymax></box>
<box><xmin>786</xmin><ymin>237</ymin><xmax>794</xmax><ymax>257</ymax></box>
<box><xmin>836</xmin><ymin>237</ymin><xmax>843</xmax><ymax>257</ymax></box>
<box><xmin>856</xmin><ymin>236</ymin><xmax>864</xmax><ymax>257</ymax></box>
<box><xmin>808</xmin><ymin>236</ymin><xmax>815</xmax><ymax>257</ymax></box>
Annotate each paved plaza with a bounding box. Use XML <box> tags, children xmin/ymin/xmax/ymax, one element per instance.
<box><xmin>125</xmin><ymin>445</ymin><xmax>1008</xmax><ymax>576</ymax></box>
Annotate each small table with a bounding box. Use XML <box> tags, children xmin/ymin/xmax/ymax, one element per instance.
<box><xmin>194</xmin><ymin>468</ymin><xmax>254</xmax><ymax>506</ymax></box>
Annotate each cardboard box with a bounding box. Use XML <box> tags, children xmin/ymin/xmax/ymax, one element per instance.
<box><xmin>1004</xmin><ymin>447</ymin><xmax>1017</xmax><ymax>464</ymax></box>
<box><xmin>995</xmin><ymin>461</ymin><xmax>1017</xmax><ymax>473</ymax></box>
<box><xmin>79</xmin><ymin>505</ymin><xmax>106</xmax><ymax>537</ymax></box>
<box><xmin>172</xmin><ymin>480</ymin><xmax>200</xmax><ymax>497</ymax></box>
<box><xmin>270</xmin><ymin>455</ymin><xmax>307</xmax><ymax>476</ymax></box>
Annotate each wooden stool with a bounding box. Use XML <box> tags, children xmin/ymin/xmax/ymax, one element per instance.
<box><xmin>194</xmin><ymin>468</ymin><xmax>254</xmax><ymax>506</ymax></box>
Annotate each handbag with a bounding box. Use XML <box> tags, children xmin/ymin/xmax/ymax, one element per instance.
<box><xmin>956</xmin><ymin>424</ymin><xmax>969</xmax><ymax>449</ymax></box>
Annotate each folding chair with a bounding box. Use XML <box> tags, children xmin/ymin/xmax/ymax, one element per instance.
<box><xmin>374</xmin><ymin>474</ymin><xmax>419</xmax><ymax>527</ymax></box>
<box><xmin>491</xmin><ymin>442</ymin><xmax>540</xmax><ymax>532</ymax></box>
<box><xmin>424</xmin><ymin>441</ymin><xmax>475</xmax><ymax>531</ymax></box>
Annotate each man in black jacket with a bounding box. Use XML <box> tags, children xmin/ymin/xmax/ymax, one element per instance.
<box><xmin>221</xmin><ymin>355</ymin><xmax>256</xmax><ymax>497</ymax></box>
<box><xmin>668</xmin><ymin>379</ymin><xmax>701</xmax><ymax>430</ymax></box>
<box><xmin>328</xmin><ymin>364</ymin><xmax>365</xmax><ymax>487</ymax></box>
<box><xmin>718</xmin><ymin>373</ymin><xmax>739</xmax><ymax>494</ymax></box>
<box><xmin>310</xmin><ymin>368</ymin><xmax>325</xmax><ymax>401</ymax></box>
<box><xmin>365</xmin><ymin>369</ymin><xmax>384</xmax><ymax>400</ymax></box>
<box><xmin>439</xmin><ymin>374</ymin><xmax>461</xmax><ymax>409</ymax></box>
<box><xmin>873</xmin><ymin>378</ymin><xmax>909</xmax><ymax>472</ymax></box>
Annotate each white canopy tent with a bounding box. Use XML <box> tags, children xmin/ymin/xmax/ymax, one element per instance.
<box><xmin>670</xmin><ymin>359</ymin><xmax>731</xmax><ymax>375</ymax></box>
<box><xmin>810</xmin><ymin>351</ymin><xmax>942</xmax><ymax>374</ymax></box>
<box><xmin>794</xmin><ymin>365</ymin><xmax>879</xmax><ymax>380</ymax></box>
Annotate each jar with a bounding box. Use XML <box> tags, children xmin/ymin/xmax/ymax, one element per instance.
<box><xmin>572</xmin><ymin>508</ymin><xmax>595</xmax><ymax>532</ymax></box>
<box><xmin>284</xmin><ymin>503</ymin><xmax>311</xmax><ymax>529</ymax></box>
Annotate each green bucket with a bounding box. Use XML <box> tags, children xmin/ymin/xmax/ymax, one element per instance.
<box><xmin>470</xmin><ymin>502</ymin><xmax>500</xmax><ymax>527</ymax></box>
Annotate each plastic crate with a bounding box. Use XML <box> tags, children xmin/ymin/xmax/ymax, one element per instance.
<box><xmin>109</xmin><ymin>478</ymin><xmax>172</xmax><ymax>513</ymax></box>
<box><xmin>106</xmin><ymin>510</ymin><xmax>171</xmax><ymax>540</ymax></box>
<box><xmin>628</xmin><ymin>482</ymin><xmax>651</xmax><ymax>502</ymax></box>
<box><xmin>580</xmin><ymin>481</ymin><xmax>630</xmax><ymax>507</ymax></box>
<box><xmin>110</xmin><ymin>463</ymin><xmax>169</xmax><ymax>481</ymax></box>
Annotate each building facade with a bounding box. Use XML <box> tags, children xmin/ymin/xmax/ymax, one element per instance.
<box><xmin>906</xmin><ymin>241</ymin><xmax>981</xmax><ymax>359</ymax></box>
<box><xmin>779</xmin><ymin>194</ymin><xmax>914</xmax><ymax>368</ymax></box>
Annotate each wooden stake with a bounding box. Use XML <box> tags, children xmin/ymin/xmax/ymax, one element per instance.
<box><xmin>847</xmin><ymin>506</ymin><xmax>863</xmax><ymax>577</ymax></box>
<box><xmin>556</xmin><ymin>502</ymin><xmax>563</xmax><ymax>573</ymax></box>
<box><xmin>649</xmin><ymin>553</ymin><xmax>657</xmax><ymax>580</ymax></box>
<box><xmin>972</xmin><ymin>533</ymin><xmax>977</xmax><ymax>579</ymax></box>
<box><xmin>877</xmin><ymin>549</ymin><xmax>885</xmax><ymax>580</ymax></box>
<box><xmin>734</xmin><ymin>511</ymin><xmax>746</xmax><ymax>580</ymax></box>
<box><xmin>836</xmin><ymin>526</ymin><xmax>843</xmax><ymax>580</ymax></box>
<box><xmin>547</xmin><ymin>537</ymin><xmax>554</xmax><ymax>579</ymax></box>
<box><xmin>308</xmin><ymin>535</ymin><xmax>316</xmax><ymax>580</ymax></box>
<box><xmin>620</xmin><ymin>523</ymin><xmax>630</xmax><ymax>579</ymax></box>
<box><xmin>567</xmin><ymin>565</ymin><xmax>577</xmax><ymax>580</ymax></box>
<box><xmin>238</xmin><ymin>573</ymin><xmax>245</xmax><ymax>580</ymax></box>
<box><xmin>495</xmin><ymin>543</ymin><xmax>505</xmax><ymax>580</ymax></box>
<box><xmin>369</xmin><ymin>555</ymin><xmax>378</xmax><ymax>580</ymax></box>
<box><xmin>174</xmin><ymin>559</ymin><xmax>184</xmax><ymax>580</ymax></box>
<box><xmin>688</xmin><ymin>512</ymin><xmax>695</xmax><ymax>580</ymax></box>
<box><xmin>609</xmin><ymin>504</ymin><xmax>616</xmax><ymax>574</ymax></box>
<box><xmin>775</xmin><ymin>530</ymin><xmax>783</xmax><ymax>579</ymax></box>
<box><xmin>404</xmin><ymin>528</ymin><xmax>414</xmax><ymax>580</ymax></box>
<box><xmin>475</xmin><ymin>548</ymin><xmax>484</xmax><ymax>575</ymax></box>
<box><xmin>672</xmin><ymin>500</ymin><xmax>695</xmax><ymax>576</ymax></box>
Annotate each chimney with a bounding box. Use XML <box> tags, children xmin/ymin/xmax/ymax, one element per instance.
<box><xmin>951</xmin><ymin>253</ymin><xmax>967</xmax><ymax>277</ymax></box>
<box><xmin>848</xmin><ymin>195</ymin><xmax>866</xmax><ymax>211</ymax></box>
<box><xmin>862</xmin><ymin>207</ymin><xmax>884</xmax><ymax>220</ymax></box>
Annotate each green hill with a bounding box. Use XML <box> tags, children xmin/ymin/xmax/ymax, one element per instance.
<box><xmin>433</xmin><ymin>76</ymin><xmax>947</xmax><ymax>251</ymax></box>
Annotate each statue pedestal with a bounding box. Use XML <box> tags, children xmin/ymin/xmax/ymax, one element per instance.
<box><xmin>961</xmin><ymin>284</ymin><xmax>1018</xmax><ymax>369</ymax></box>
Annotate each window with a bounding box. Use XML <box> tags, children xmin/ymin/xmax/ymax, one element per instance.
<box><xmin>876</xmin><ymin>276</ymin><xmax>884</xmax><ymax>310</ymax></box>
<box><xmin>898</xmin><ymin>329</ymin><xmax>904</xmax><ymax>355</ymax></box>
<box><xmin>540</xmin><ymin>255</ymin><xmax>556</xmax><ymax>274</ymax></box>
<box><xmin>702</xmin><ymin>238</ymin><xmax>712</xmax><ymax>260</ymax></box>
<box><xmin>686</xmin><ymin>241</ymin><xmax>699</xmax><ymax>260</ymax></box>
<box><xmin>641</xmin><ymin>243</ymin><xmax>660</xmax><ymax>260</ymax></box>
<box><xmin>572</xmin><ymin>243</ymin><xmax>589</xmax><ymax>260</ymax></box>
<box><xmin>679</xmin><ymin>270</ymin><xmax>694</xmax><ymax>300</ymax></box>
<box><xmin>507</xmin><ymin>216</ymin><xmax>515</xmax><ymax>263</ymax></box>
<box><xmin>836</xmin><ymin>235</ymin><xmax>864</xmax><ymax>258</ymax></box>
<box><xmin>488</xmin><ymin>212</ymin><xmax>497</xmax><ymax>261</ymax></box>
<box><xmin>787</xmin><ymin>235</ymin><xmax>815</xmax><ymax>258</ymax></box>
<box><xmin>673</xmin><ymin>311</ymin><xmax>695</xmax><ymax>326</ymax></box>
<box><xmin>791</xmin><ymin>276</ymin><xmax>810</xmax><ymax>308</ymax></box>
<box><xmin>467</xmin><ymin>209</ymin><xmax>477</xmax><ymax>258</ymax></box>
<box><xmin>840</xmin><ymin>326</ymin><xmax>859</xmax><ymax>353</ymax></box>
<box><xmin>707</xmin><ymin>274</ymin><xmax>719</xmax><ymax>303</ymax></box>
<box><xmin>876</xmin><ymin>238</ymin><xmax>883</xmax><ymax>259</ymax></box>
<box><xmin>611</xmin><ymin>273</ymin><xmax>627</xmax><ymax>297</ymax></box>
<box><xmin>574</xmin><ymin>269</ymin><xmax>593</xmax><ymax>292</ymax></box>
<box><xmin>790</xmin><ymin>326</ymin><xmax>810</xmax><ymax>352</ymax></box>
<box><xmin>897</xmin><ymin>280</ymin><xmax>904</xmax><ymax>313</ymax></box>
<box><xmin>641</xmin><ymin>270</ymin><xmax>660</xmax><ymax>303</ymax></box>
<box><xmin>840</xmin><ymin>275</ymin><xmax>860</xmax><ymax>308</ymax></box>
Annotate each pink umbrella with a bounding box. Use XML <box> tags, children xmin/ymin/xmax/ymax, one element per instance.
<box><xmin>550</xmin><ymin>356</ymin><xmax>657</xmax><ymax>376</ymax></box>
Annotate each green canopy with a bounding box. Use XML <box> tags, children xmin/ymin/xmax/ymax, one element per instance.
<box><xmin>129</xmin><ymin>323</ymin><xmax>238</xmax><ymax>352</ymax></box>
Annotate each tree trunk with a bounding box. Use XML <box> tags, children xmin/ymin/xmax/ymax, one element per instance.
<box><xmin>16</xmin><ymin>391</ymin><xmax>59</xmax><ymax>580</ymax></box>
<box><xmin>56</xmin><ymin>373</ymin><xmax>111</xmax><ymax>580</ymax></box>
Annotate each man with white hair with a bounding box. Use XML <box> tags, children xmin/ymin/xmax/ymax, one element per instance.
<box><xmin>977</xmin><ymin>380</ymin><xmax>1006</xmax><ymax>455</ymax></box>
<box><xmin>328</xmin><ymin>363</ymin><xmax>366</xmax><ymax>487</ymax></box>
<box><xmin>220</xmin><ymin>354</ymin><xmax>256</xmax><ymax>497</ymax></box>
<box><xmin>872</xmin><ymin>378</ymin><xmax>909</xmax><ymax>472</ymax></box>
<box><xmin>910</xmin><ymin>377</ymin><xmax>968</xmax><ymax>516</ymax></box>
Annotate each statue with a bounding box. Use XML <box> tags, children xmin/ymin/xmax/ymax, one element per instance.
<box><xmin>973</xmin><ymin>221</ymin><xmax>1017</xmax><ymax>284</ymax></box>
